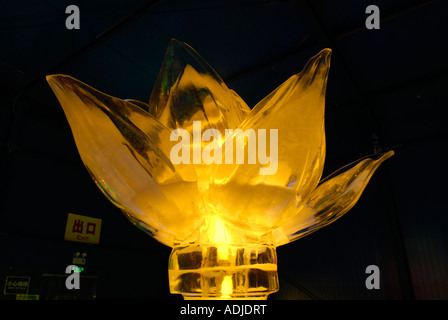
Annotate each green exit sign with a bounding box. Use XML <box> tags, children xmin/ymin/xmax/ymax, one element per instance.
<box><xmin>70</xmin><ymin>266</ymin><xmax>84</xmax><ymax>272</ymax></box>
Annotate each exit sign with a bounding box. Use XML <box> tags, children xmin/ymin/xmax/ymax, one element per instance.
<box><xmin>64</xmin><ymin>213</ymin><xmax>102</xmax><ymax>244</ymax></box>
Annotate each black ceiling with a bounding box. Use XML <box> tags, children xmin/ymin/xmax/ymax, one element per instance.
<box><xmin>1</xmin><ymin>0</ymin><xmax>447</xmax><ymax>300</ymax></box>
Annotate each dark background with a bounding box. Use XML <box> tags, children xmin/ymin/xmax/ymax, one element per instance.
<box><xmin>1</xmin><ymin>0</ymin><xmax>447</xmax><ymax>300</ymax></box>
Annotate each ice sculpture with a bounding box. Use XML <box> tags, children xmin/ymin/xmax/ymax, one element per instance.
<box><xmin>47</xmin><ymin>39</ymin><xmax>393</xmax><ymax>299</ymax></box>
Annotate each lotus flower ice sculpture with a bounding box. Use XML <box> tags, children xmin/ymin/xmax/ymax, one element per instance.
<box><xmin>46</xmin><ymin>39</ymin><xmax>393</xmax><ymax>300</ymax></box>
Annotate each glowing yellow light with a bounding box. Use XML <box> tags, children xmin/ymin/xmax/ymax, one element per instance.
<box><xmin>221</xmin><ymin>276</ymin><xmax>233</xmax><ymax>298</ymax></box>
<box><xmin>46</xmin><ymin>39</ymin><xmax>394</xmax><ymax>300</ymax></box>
<box><xmin>208</xmin><ymin>215</ymin><xmax>230</xmax><ymax>244</ymax></box>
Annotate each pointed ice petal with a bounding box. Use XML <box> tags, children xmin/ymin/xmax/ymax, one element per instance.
<box><xmin>273</xmin><ymin>150</ymin><xmax>394</xmax><ymax>246</ymax></box>
<box><xmin>46</xmin><ymin>74</ymin><xmax>202</xmax><ymax>246</ymax></box>
<box><xmin>207</xmin><ymin>49</ymin><xmax>331</xmax><ymax>234</ymax></box>
<box><xmin>148</xmin><ymin>39</ymin><xmax>248</xmax><ymax>133</ymax></box>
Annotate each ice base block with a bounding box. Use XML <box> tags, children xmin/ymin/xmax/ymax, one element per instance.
<box><xmin>168</xmin><ymin>244</ymin><xmax>279</xmax><ymax>300</ymax></box>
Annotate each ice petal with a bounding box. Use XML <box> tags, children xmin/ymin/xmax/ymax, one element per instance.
<box><xmin>148</xmin><ymin>39</ymin><xmax>249</xmax><ymax>133</ymax></box>
<box><xmin>46</xmin><ymin>74</ymin><xmax>202</xmax><ymax>246</ymax></box>
<box><xmin>273</xmin><ymin>150</ymin><xmax>394</xmax><ymax>246</ymax></box>
<box><xmin>207</xmin><ymin>49</ymin><xmax>331</xmax><ymax>234</ymax></box>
